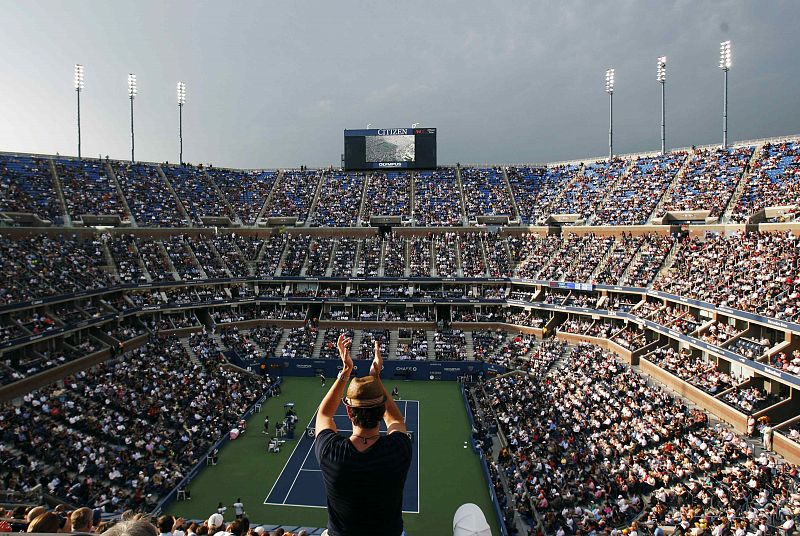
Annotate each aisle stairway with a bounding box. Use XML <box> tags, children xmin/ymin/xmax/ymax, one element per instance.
<box><xmin>311</xmin><ymin>329</ymin><xmax>325</xmax><ymax>358</ymax></box>
<box><xmin>273</xmin><ymin>329</ymin><xmax>291</xmax><ymax>358</ymax></box>
<box><xmin>464</xmin><ymin>330</ymin><xmax>475</xmax><ymax>361</ymax></box>
<box><xmin>389</xmin><ymin>330</ymin><xmax>399</xmax><ymax>358</ymax></box>
<box><xmin>350</xmin><ymin>330</ymin><xmax>364</xmax><ymax>357</ymax></box>
<box><xmin>426</xmin><ymin>331</ymin><xmax>436</xmax><ymax>360</ymax></box>
<box><xmin>180</xmin><ymin>338</ymin><xmax>202</xmax><ymax>366</ymax></box>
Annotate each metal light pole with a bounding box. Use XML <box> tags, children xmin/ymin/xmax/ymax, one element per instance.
<box><xmin>720</xmin><ymin>41</ymin><xmax>732</xmax><ymax>148</ymax></box>
<box><xmin>605</xmin><ymin>68</ymin><xmax>615</xmax><ymax>159</ymax></box>
<box><xmin>657</xmin><ymin>57</ymin><xmax>666</xmax><ymax>155</ymax></box>
<box><xmin>128</xmin><ymin>74</ymin><xmax>137</xmax><ymax>162</ymax></box>
<box><xmin>74</xmin><ymin>64</ymin><xmax>85</xmax><ymax>158</ymax></box>
<box><xmin>177</xmin><ymin>82</ymin><xmax>186</xmax><ymax>164</ymax></box>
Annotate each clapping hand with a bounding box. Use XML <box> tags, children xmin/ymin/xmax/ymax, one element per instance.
<box><xmin>370</xmin><ymin>340</ymin><xmax>384</xmax><ymax>378</ymax></box>
<box><xmin>337</xmin><ymin>333</ymin><xmax>353</xmax><ymax>377</ymax></box>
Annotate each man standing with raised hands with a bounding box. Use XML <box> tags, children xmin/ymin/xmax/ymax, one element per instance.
<box><xmin>314</xmin><ymin>333</ymin><xmax>411</xmax><ymax>536</ymax></box>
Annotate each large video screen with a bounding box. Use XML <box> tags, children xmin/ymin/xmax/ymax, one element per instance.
<box><xmin>344</xmin><ymin>127</ymin><xmax>436</xmax><ymax>170</ymax></box>
<box><xmin>366</xmin><ymin>134</ymin><xmax>415</xmax><ymax>163</ymax></box>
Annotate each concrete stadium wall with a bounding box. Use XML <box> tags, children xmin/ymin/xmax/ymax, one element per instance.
<box><xmin>639</xmin><ymin>356</ymin><xmax>749</xmax><ymax>432</ymax></box>
<box><xmin>556</xmin><ymin>332</ymin><xmax>634</xmax><ymax>364</ymax></box>
<box><xmin>0</xmin><ymin>333</ymin><xmax>148</xmax><ymax>403</ymax></box>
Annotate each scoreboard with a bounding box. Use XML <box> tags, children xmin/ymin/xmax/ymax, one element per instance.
<box><xmin>344</xmin><ymin>127</ymin><xmax>436</xmax><ymax>170</ymax></box>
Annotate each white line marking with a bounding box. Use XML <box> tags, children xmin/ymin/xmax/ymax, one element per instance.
<box><xmin>283</xmin><ymin>434</ymin><xmax>317</xmax><ymax>504</ymax></box>
<box><xmin>263</xmin><ymin>424</ymin><xmax>308</xmax><ymax>505</ymax></box>
<box><xmin>413</xmin><ymin>399</ymin><xmax>420</xmax><ymax>513</ymax></box>
<box><xmin>269</xmin><ymin>501</ymin><xmax>420</xmax><ymax>514</ymax></box>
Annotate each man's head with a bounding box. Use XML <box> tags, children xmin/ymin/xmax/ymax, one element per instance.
<box><xmin>26</xmin><ymin>506</ymin><xmax>47</xmax><ymax>524</ymax></box>
<box><xmin>102</xmin><ymin>519</ymin><xmax>158</xmax><ymax>536</ymax></box>
<box><xmin>27</xmin><ymin>512</ymin><xmax>62</xmax><ymax>533</ymax></box>
<box><xmin>226</xmin><ymin>519</ymin><xmax>248</xmax><ymax>536</ymax></box>
<box><xmin>71</xmin><ymin>507</ymin><xmax>93</xmax><ymax>532</ymax></box>
<box><xmin>157</xmin><ymin>515</ymin><xmax>174</xmax><ymax>534</ymax></box>
<box><xmin>342</xmin><ymin>376</ymin><xmax>386</xmax><ymax>429</ymax></box>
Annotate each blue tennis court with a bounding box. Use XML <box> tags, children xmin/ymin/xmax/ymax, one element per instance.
<box><xmin>264</xmin><ymin>400</ymin><xmax>420</xmax><ymax>513</ymax></box>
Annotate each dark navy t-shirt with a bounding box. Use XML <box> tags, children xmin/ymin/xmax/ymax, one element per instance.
<box><xmin>314</xmin><ymin>428</ymin><xmax>412</xmax><ymax>536</ymax></box>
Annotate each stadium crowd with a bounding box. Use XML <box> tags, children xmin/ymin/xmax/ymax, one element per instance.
<box><xmin>1</xmin><ymin>336</ymin><xmax>273</xmax><ymax>511</ymax></box>
<box><xmin>55</xmin><ymin>159</ymin><xmax>126</xmax><ymax>220</ymax></box>
<box><xmin>653</xmin><ymin>231</ymin><xmax>800</xmax><ymax>322</ymax></box>
<box><xmin>473</xmin><ymin>342</ymin><xmax>800</xmax><ymax>535</ymax></box>
<box><xmin>656</xmin><ymin>146</ymin><xmax>754</xmax><ymax>218</ymax></box>
<box><xmin>732</xmin><ymin>141</ymin><xmax>800</xmax><ymax>223</ymax></box>
<box><xmin>4</xmin><ymin>140</ymin><xmax>800</xmax><ymax>534</ymax></box>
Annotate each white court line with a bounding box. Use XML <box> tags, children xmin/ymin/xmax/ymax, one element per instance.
<box><xmin>283</xmin><ymin>434</ymin><xmax>317</xmax><ymax>504</ymax></box>
<box><xmin>276</xmin><ymin>501</ymin><xmax>419</xmax><ymax>514</ymax></box>
<box><xmin>262</xmin><ymin>420</ymin><xmax>310</xmax><ymax>505</ymax></box>
<box><xmin>415</xmin><ymin>400</ymin><xmax>420</xmax><ymax>514</ymax></box>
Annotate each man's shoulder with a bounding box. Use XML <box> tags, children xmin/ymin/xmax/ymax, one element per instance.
<box><xmin>314</xmin><ymin>428</ymin><xmax>343</xmax><ymax>456</ymax></box>
<box><xmin>387</xmin><ymin>430</ymin><xmax>412</xmax><ymax>444</ymax></box>
<box><xmin>386</xmin><ymin>431</ymin><xmax>412</xmax><ymax>458</ymax></box>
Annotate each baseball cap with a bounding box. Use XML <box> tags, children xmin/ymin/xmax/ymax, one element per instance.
<box><xmin>207</xmin><ymin>514</ymin><xmax>224</xmax><ymax>528</ymax></box>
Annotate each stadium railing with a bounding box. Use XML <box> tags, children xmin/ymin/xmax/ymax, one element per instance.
<box><xmin>460</xmin><ymin>383</ymin><xmax>509</xmax><ymax>536</ymax></box>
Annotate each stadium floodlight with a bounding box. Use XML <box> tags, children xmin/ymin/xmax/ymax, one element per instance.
<box><xmin>720</xmin><ymin>41</ymin><xmax>732</xmax><ymax>148</ymax></box>
<box><xmin>605</xmin><ymin>69</ymin><xmax>615</xmax><ymax>159</ymax></box>
<box><xmin>74</xmin><ymin>64</ymin><xmax>85</xmax><ymax>158</ymax></box>
<box><xmin>128</xmin><ymin>73</ymin><xmax>137</xmax><ymax>162</ymax></box>
<box><xmin>366</xmin><ymin>123</ymin><xmax>372</xmax><ymax>129</ymax></box>
<box><xmin>605</xmin><ymin>69</ymin><xmax>615</xmax><ymax>94</ymax></box>
<box><xmin>177</xmin><ymin>81</ymin><xmax>186</xmax><ymax>105</ymax></box>
<box><xmin>719</xmin><ymin>40</ymin><xmax>732</xmax><ymax>70</ymax></box>
<box><xmin>177</xmin><ymin>82</ymin><xmax>186</xmax><ymax>164</ymax></box>
<box><xmin>128</xmin><ymin>73</ymin><xmax>137</xmax><ymax>97</ymax></box>
<box><xmin>657</xmin><ymin>56</ymin><xmax>667</xmax><ymax>154</ymax></box>
<box><xmin>412</xmin><ymin>123</ymin><xmax>419</xmax><ymax>128</ymax></box>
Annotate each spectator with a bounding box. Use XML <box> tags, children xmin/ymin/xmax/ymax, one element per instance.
<box><xmin>70</xmin><ymin>507</ymin><xmax>94</xmax><ymax>534</ymax></box>
<box><xmin>102</xmin><ymin>520</ymin><xmax>158</xmax><ymax>536</ymax></box>
<box><xmin>314</xmin><ymin>336</ymin><xmax>411</xmax><ymax>536</ymax></box>
<box><xmin>27</xmin><ymin>512</ymin><xmax>62</xmax><ymax>533</ymax></box>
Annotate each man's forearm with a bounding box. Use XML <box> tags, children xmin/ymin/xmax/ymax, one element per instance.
<box><xmin>317</xmin><ymin>373</ymin><xmax>349</xmax><ymax>424</ymax></box>
<box><xmin>375</xmin><ymin>377</ymin><xmax>405</xmax><ymax>425</ymax></box>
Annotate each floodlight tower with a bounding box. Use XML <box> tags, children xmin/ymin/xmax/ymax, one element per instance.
<box><xmin>605</xmin><ymin>69</ymin><xmax>615</xmax><ymax>159</ymax></box>
<box><xmin>719</xmin><ymin>41</ymin><xmax>732</xmax><ymax>148</ymax></box>
<box><xmin>177</xmin><ymin>82</ymin><xmax>186</xmax><ymax>164</ymax></box>
<box><xmin>74</xmin><ymin>64</ymin><xmax>85</xmax><ymax>158</ymax></box>
<box><xmin>128</xmin><ymin>73</ymin><xmax>137</xmax><ymax>162</ymax></box>
<box><xmin>657</xmin><ymin>57</ymin><xmax>666</xmax><ymax>155</ymax></box>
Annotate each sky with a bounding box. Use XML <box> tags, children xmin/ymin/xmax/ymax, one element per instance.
<box><xmin>0</xmin><ymin>1</ymin><xmax>798</xmax><ymax>168</ymax></box>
